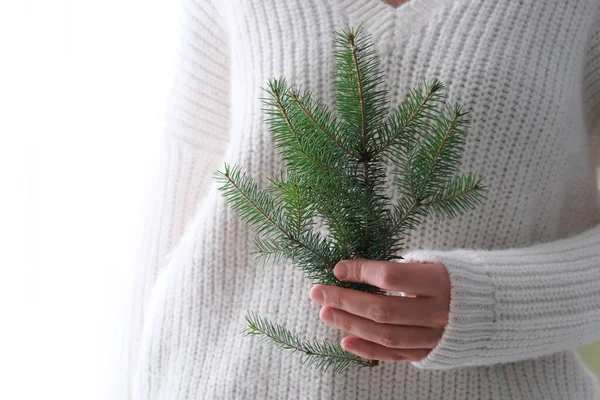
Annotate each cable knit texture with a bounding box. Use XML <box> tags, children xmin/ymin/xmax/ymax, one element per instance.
<box><xmin>124</xmin><ymin>0</ymin><xmax>600</xmax><ymax>398</ymax></box>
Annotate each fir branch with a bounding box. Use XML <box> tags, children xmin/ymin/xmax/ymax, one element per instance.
<box><xmin>267</xmin><ymin>172</ymin><xmax>313</xmax><ymax>239</ymax></box>
<box><xmin>214</xmin><ymin>164</ymin><xmax>287</xmax><ymax>238</ymax></box>
<box><xmin>390</xmin><ymin>196</ymin><xmax>427</xmax><ymax>240</ymax></box>
<box><xmin>289</xmin><ymin>88</ymin><xmax>357</xmax><ymax>159</ymax></box>
<box><xmin>252</xmin><ymin>237</ymin><xmax>289</xmax><ymax>267</ymax></box>
<box><xmin>333</xmin><ymin>24</ymin><xmax>388</xmax><ymax>154</ymax></box>
<box><xmin>422</xmin><ymin>173</ymin><xmax>487</xmax><ymax>219</ymax></box>
<box><xmin>349</xmin><ymin>31</ymin><xmax>368</xmax><ymax>150</ymax></box>
<box><xmin>334</xmin><ymin>25</ymin><xmax>393</xmax><ymax>257</ymax></box>
<box><xmin>413</xmin><ymin>103</ymin><xmax>471</xmax><ymax>196</ymax></box>
<box><xmin>243</xmin><ymin>311</ymin><xmax>377</xmax><ymax>374</ymax></box>
<box><xmin>216</xmin><ymin>25</ymin><xmax>488</xmax><ymax>375</ymax></box>
<box><xmin>263</xmin><ymin>78</ymin><xmax>347</xmax><ymax>180</ymax></box>
<box><xmin>293</xmin><ymin>183</ymin><xmax>302</xmax><ymax>236</ymax></box>
<box><xmin>395</xmin><ymin>144</ymin><xmax>419</xmax><ymax>197</ymax></box>
<box><xmin>214</xmin><ymin>164</ymin><xmax>336</xmax><ymax>269</ymax></box>
<box><xmin>309</xmin><ymin>188</ymin><xmax>354</xmax><ymax>258</ymax></box>
<box><xmin>373</xmin><ymin>78</ymin><xmax>446</xmax><ymax>158</ymax></box>
<box><xmin>423</xmin><ymin>109</ymin><xmax>461</xmax><ymax>184</ymax></box>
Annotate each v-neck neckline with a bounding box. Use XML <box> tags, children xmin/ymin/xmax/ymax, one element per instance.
<box><xmin>335</xmin><ymin>0</ymin><xmax>448</xmax><ymax>43</ymax></box>
<box><xmin>380</xmin><ymin>0</ymin><xmax>419</xmax><ymax>12</ymax></box>
<box><xmin>338</xmin><ymin>0</ymin><xmax>428</xmax><ymax>17</ymax></box>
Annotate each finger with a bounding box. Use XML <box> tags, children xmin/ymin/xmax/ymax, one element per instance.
<box><xmin>334</xmin><ymin>258</ymin><xmax>450</xmax><ymax>297</ymax></box>
<box><xmin>310</xmin><ymin>284</ymin><xmax>449</xmax><ymax>327</ymax></box>
<box><xmin>320</xmin><ymin>307</ymin><xmax>443</xmax><ymax>349</ymax></box>
<box><xmin>341</xmin><ymin>336</ymin><xmax>431</xmax><ymax>362</ymax></box>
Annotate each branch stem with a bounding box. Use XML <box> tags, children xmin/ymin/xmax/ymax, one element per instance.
<box><xmin>349</xmin><ymin>36</ymin><xmax>373</xmax><ymax>253</ymax></box>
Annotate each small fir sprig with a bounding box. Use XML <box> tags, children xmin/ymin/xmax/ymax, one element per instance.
<box><xmin>242</xmin><ymin>311</ymin><xmax>378</xmax><ymax>373</ymax></box>
<box><xmin>214</xmin><ymin>24</ymin><xmax>487</xmax><ymax>374</ymax></box>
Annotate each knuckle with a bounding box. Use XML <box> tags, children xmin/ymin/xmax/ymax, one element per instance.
<box><xmin>327</xmin><ymin>291</ymin><xmax>342</xmax><ymax>309</ymax></box>
<box><xmin>391</xmin><ymin>351</ymin><xmax>406</xmax><ymax>361</ymax></box>
<box><xmin>369</xmin><ymin>304</ymin><xmax>390</xmax><ymax>323</ymax></box>
<box><xmin>379</xmin><ymin>331</ymin><xmax>399</xmax><ymax>348</ymax></box>
<box><xmin>378</xmin><ymin>266</ymin><xmax>396</xmax><ymax>288</ymax></box>
<box><xmin>340</xmin><ymin>317</ymin><xmax>353</xmax><ymax>333</ymax></box>
<box><xmin>354</xmin><ymin>261</ymin><xmax>364</xmax><ymax>281</ymax></box>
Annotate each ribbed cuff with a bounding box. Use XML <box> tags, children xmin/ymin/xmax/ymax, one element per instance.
<box><xmin>400</xmin><ymin>249</ymin><xmax>496</xmax><ymax>369</ymax></box>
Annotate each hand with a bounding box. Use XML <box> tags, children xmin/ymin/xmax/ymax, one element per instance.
<box><xmin>309</xmin><ymin>258</ymin><xmax>450</xmax><ymax>362</ymax></box>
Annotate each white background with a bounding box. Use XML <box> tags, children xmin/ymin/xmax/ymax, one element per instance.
<box><xmin>2</xmin><ymin>1</ymin><xmax>177</xmax><ymax>398</ymax></box>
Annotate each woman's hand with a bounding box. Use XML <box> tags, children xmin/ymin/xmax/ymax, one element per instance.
<box><xmin>309</xmin><ymin>258</ymin><xmax>450</xmax><ymax>362</ymax></box>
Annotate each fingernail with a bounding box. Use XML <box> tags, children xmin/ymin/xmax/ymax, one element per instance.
<box><xmin>320</xmin><ymin>308</ymin><xmax>335</xmax><ymax>325</ymax></box>
<box><xmin>310</xmin><ymin>287</ymin><xmax>325</xmax><ymax>305</ymax></box>
<box><xmin>334</xmin><ymin>263</ymin><xmax>348</xmax><ymax>280</ymax></box>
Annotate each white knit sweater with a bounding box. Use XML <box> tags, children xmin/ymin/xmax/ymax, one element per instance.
<box><xmin>124</xmin><ymin>0</ymin><xmax>600</xmax><ymax>398</ymax></box>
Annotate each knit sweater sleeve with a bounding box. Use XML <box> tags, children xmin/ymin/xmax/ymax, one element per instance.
<box><xmin>405</xmin><ymin>10</ymin><xmax>600</xmax><ymax>370</ymax></box>
<box><xmin>124</xmin><ymin>0</ymin><xmax>229</xmax><ymax>392</ymax></box>
<box><xmin>586</xmin><ymin>5</ymin><xmax>600</xmax><ymax>153</ymax></box>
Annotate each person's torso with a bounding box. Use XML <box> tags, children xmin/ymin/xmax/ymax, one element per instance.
<box><xmin>185</xmin><ymin>1</ymin><xmax>600</xmax><ymax>398</ymax></box>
